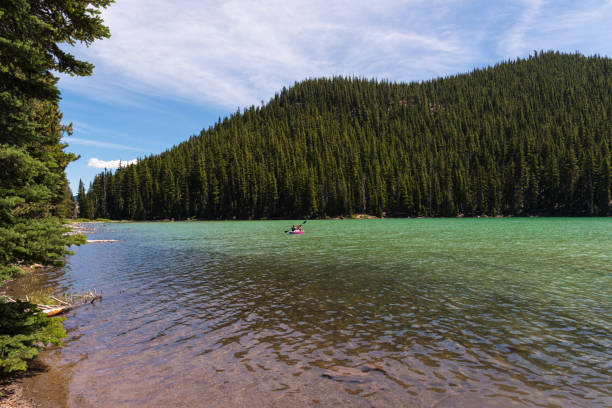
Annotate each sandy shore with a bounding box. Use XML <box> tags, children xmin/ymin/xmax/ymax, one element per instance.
<box><xmin>0</xmin><ymin>353</ymin><xmax>70</xmax><ymax>408</ymax></box>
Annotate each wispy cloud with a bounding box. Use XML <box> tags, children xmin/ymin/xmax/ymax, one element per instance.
<box><xmin>64</xmin><ymin>0</ymin><xmax>477</xmax><ymax>108</ymax></box>
<box><xmin>70</xmin><ymin>121</ymin><xmax>95</xmax><ymax>135</ymax></box>
<box><xmin>63</xmin><ymin>137</ymin><xmax>143</xmax><ymax>151</ymax></box>
<box><xmin>88</xmin><ymin>158</ymin><xmax>138</xmax><ymax>169</ymax></box>
<box><xmin>61</xmin><ymin>0</ymin><xmax>612</xmax><ymax>110</ymax></box>
<box><xmin>497</xmin><ymin>0</ymin><xmax>612</xmax><ymax>58</ymax></box>
<box><xmin>499</xmin><ymin>0</ymin><xmax>544</xmax><ymax>57</ymax></box>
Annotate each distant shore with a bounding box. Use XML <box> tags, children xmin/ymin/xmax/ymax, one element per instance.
<box><xmin>65</xmin><ymin>213</ymin><xmax>611</xmax><ymax>224</ymax></box>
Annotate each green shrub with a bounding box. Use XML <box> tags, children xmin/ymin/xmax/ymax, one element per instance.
<box><xmin>0</xmin><ymin>265</ymin><xmax>23</xmax><ymax>284</ymax></box>
<box><xmin>0</xmin><ymin>300</ymin><xmax>66</xmax><ymax>373</ymax></box>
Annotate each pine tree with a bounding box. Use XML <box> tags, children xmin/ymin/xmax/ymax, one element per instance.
<box><xmin>88</xmin><ymin>53</ymin><xmax>612</xmax><ymax>220</ymax></box>
<box><xmin>1</xmin><ymin>0</ymin><xmax>113</xmax><ymax>372</ymax></box>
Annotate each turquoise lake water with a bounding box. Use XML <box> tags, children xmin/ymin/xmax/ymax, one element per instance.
<box><xmin>17</xmin><ymin>218</ymin><xmax>612</xmax><ymax>407</ymax></box>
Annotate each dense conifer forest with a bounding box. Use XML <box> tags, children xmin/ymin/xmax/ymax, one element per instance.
<box><xmin>82</xmin><ymin>52</ymin><xmax>611</xmax><ymax>220</ymax></box>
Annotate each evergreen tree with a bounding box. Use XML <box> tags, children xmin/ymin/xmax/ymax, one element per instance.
<box><xmin>1</xmin><ymin>0</ymin><xmax>112</xmax><ymax>372</ymax></box>
<box><xmin>77</xmin><ymin>179</ymin><xmax>93</xmax><ymax>219</ymax></box>
<box><xmin>89</xmin><ymin>52</ymin><xmax>612</xmax><ymax>220</ymax></box>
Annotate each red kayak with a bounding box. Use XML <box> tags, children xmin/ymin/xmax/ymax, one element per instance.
<box><xmin>289</xmin><ymin>230</ymin><xmax>305</xmax><ymax>234</ymax></box>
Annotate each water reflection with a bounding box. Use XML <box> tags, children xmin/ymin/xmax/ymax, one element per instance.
<box><xmin>13</xmin><ymin>220</ymin><xmax>612</xmax><ymax>407</ymax></box>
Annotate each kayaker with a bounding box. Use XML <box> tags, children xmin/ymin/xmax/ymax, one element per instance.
<box><xmin>291</xmin><ymin>225</ymin><xmax>296</xmax><ymax>231</ymax></box>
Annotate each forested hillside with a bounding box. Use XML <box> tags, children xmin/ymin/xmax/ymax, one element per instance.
<box><xmin>83</xmin><ymin>52</ymin><xmax>611</xmax><ymax>219</ymax></box>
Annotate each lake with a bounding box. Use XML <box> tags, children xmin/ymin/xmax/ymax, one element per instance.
<box><xmin>11</xmin><ymin>218</ymin><xmax>612</xmax><ymax>407</ymax></box>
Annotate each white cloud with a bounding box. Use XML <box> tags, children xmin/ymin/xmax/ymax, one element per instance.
<box><xmin>499</xmin><ymin>0</ymin><xmax>544</xmax><ymax>57</ymax></box>
<box><xmin>60</xmin><ymin>0</ymin><xmax>612</xmax><ymax>110</ymax></box>
<box><xmin>62</xmin><ymin>0</ymin><xmax>476</xmax><ymax>108</ymax></box>
<box><xmin>497</xmin><ymin>0</ymin><xmax>612</xmax><ymax>58</ymax></box>
<box><xmin>88</xmin><ymin>158</ymin><xmax>138</xmax><ymax>169</ymax></box>
<box><xmin>64</xmin><ymin>137</ymin><xmax>143</xmax><ymax>151</ymax></box>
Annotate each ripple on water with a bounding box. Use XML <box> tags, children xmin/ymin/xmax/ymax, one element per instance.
<box><xmin>8</xmin><ymin>219</ymin><xmax>611</xmax><ymax>407</ymax></box>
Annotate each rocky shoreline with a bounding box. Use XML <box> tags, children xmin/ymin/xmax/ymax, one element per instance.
<box><xmin>0</xmin><ymin>377</ymin><xmax>33</xmax><ymax>408</ymax></box>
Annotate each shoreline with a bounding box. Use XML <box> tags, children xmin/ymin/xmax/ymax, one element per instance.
<box><xmin>0</xmin><ymin>221</ymin><xmax>82</xmax><ymax>408</ymax></box>
<box><xmin>0</xmin><ymin>347</ymin><xmax>70</xmax><ymax>408</ymax></box>
<box><xmin>1</xmin><ymin>269</ymin><xmax>72</xmax><ymax>408</ymax></box>
<box><xmin>0</xmin><ymin>374</ymin><xmax>32</xmax><ymax>408</ymax></box>
<box><xmin>68</xmin><ymin>213</ymin><xmax>611</xmax><ymax>223</ymax></box>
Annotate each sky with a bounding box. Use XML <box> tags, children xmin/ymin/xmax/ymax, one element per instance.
<box><xmin>59</xmin><ymin>0</ymin><xmax>612</xmax><ymax>193</ymax></box>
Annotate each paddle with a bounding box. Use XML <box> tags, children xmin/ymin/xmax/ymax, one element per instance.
<box><xmin>284</xmin><ymin>220</ymin><xmax>307</xmax><ymax>233</ymax></box>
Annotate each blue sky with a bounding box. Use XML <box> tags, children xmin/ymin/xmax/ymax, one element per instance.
<box><xmin>59</xmin><ymin>0</ymin><xmax>612</xmax><ymax>193</ymax></box>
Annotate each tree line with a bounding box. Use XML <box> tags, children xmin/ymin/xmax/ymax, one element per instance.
<box><xmin>80</xmin><ymin>52</ymin><xmax>611</xmax><ymax>220</ymax></box>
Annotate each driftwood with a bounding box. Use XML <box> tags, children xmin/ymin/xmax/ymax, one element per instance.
<box><xmin>3</xmin><ymin>274</ymin><xmax>103</xmax><ymax>317</ymax></box>
<box><xmin>1</xmin><ymin>290</ymin><xmax>103</xmax><ymax>316</ymax></box>
<box><xmin>64</xmin><ymin>222</ymin><xmax>97</xmax><ymax>235</ymax></box>
<box><xmin>37</xmin><ymin>289</ymin><xmax>102</xmax><ymax>316</ymax></box>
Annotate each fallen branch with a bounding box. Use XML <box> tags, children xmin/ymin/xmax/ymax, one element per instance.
<box><xmin>50</xmin><ymin>295</ymin><xmax>70</xmax><ymax>305</ymax></box>
<box><xmin>40</xmin><ymin>289</ymin><xmax>102</xmax><ymax>316</ymax></box>
<box><xmin>2</xmin><ymin>290</ymin><xmax>102</xmax><ymax>316</ymax></box>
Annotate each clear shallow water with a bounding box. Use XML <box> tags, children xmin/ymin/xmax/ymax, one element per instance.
<box><xmin>17</xmin><ymin>219</ymin><xmax>612</xmax><ymax>406</ymax></box>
